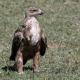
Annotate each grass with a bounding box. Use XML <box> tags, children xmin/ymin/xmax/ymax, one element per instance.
<box><xmin>0</xmin><ymin>0</ymin><xmax>80</xmax><ymax>80</ymax></box>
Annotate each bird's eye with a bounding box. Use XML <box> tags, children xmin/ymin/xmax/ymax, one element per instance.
<box><xmin>32</xmin><ymin>9</ymin><xmax>37</xmax><ymax>11</ymax></box>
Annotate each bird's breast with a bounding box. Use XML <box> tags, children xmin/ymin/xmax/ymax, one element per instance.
<box><xmin>28</xmin><ymin>19</ymin><xmax>41</xmax><ymax>45</ymax></box>
<box><xmin>24</xmin><ymin>17</ymin><xmax>41</xmax><ymax>46</ymax></box>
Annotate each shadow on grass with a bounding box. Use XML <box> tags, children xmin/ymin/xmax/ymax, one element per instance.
<box><xmin>1</xmin><ymin>66</ymin><xmax>33</xmax><ymax>72</ymax></box>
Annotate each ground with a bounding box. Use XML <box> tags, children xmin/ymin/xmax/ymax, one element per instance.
<box><xmin>0</xmin><ymin>0</ymin><xmax>80</xmax><ymax>80</ymax></box>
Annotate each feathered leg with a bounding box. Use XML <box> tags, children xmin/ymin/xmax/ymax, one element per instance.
<box><xmin>33</xmin><ymin>52</ymin><xmax>40</xmax><ymax>72</ymax></box>
<box><xmin>14</xmin><ymin>50</ymin><xmax>23</xmax><ymax>74</ymax></box>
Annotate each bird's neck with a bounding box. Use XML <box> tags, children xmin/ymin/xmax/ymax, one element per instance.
<box><xmin>26</xmin><ymin>14</ymin><xmax>37</xmax><ymax>19</ymax></box>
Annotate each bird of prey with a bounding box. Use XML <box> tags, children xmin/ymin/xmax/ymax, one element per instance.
<box><xmin>10</xmin><ymin>7</ymin><xmax>47</xmax><ymax>74</ymax></box>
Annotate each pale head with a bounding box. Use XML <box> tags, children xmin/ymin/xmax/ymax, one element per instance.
<box><xmin>25</xmin><ymin>7</ymin><xmax>44</xmax><ymax>17</ymax></box>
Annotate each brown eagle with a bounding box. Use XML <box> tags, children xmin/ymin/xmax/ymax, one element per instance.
<box><xmin>10</xmin><ymin>7</ymin><xmax>47</xmax><ymax>74</ymax></box>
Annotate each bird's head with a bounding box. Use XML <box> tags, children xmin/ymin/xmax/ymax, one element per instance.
<box><xmin>25</xmin><ymin>7</ymin><xmax>44</xmax><ymax>17</ymax></box>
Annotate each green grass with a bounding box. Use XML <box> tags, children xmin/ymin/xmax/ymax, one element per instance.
<box><xmin>0</xmin><ymin>0</ymin><xmax>80</xmax><ymax>80</ymax></box>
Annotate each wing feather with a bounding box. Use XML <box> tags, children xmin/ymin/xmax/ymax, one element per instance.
<box><xmin>10</xmin><ymin>28</ymin><xmax>24</xmax><ymax>61</ymax></box>
<box><xmin>40</xmin><ymin>33</ymin><xmax>47</xmax><ymax>56</ymax></box>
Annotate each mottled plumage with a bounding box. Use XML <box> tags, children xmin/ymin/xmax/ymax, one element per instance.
<box><xmin>10</xmin><ymin>7</ymin><xmax>47</xmax><ymax>74</ymax></box>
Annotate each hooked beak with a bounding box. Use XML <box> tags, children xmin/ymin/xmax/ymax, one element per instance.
<box><xmin>40</xmin><ymin>11</ymin><xmax>44</xmax><ymax>15</ymax></box>
<box><xmin>38</xmin><ymin>9</ymin><xmax>44</xmax><ymax>15</ymax></box>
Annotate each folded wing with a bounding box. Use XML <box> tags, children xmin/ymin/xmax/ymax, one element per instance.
<box><xmin>40</xmin><ymin>32</ymin><xmax>47</xmax><ymax>56</ymax></box>
<box><xmin>10</xmin><ymin>28</ymin><xmax>24</xmax><ymax>61</ymax></box>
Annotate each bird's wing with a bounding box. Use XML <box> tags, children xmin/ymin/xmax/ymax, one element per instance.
<box><xmin>40</xmin><ymin>32</ymin><xmax>47</xmax><ymax>56</ymax></box>
<box><xmin>10</xmin><ymin>28</ymin><xmax>24</xmax><ymax>61</ymax></box>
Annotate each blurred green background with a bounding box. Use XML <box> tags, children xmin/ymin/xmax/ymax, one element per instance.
<box><xmin>0</xmin><ymin>0</ymin><xmax>80</xmax><ymax>80</ymax></box>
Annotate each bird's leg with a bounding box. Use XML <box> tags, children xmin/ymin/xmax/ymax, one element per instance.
<box><xmin>33</xmin><ymin>52</ymin><xmax>40</xmax><ymax>72</ymax></box>
<box><xmin>15</xmin><ymin>50</ymin><xmax>23</xmax><ymax>74</ymax></box>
